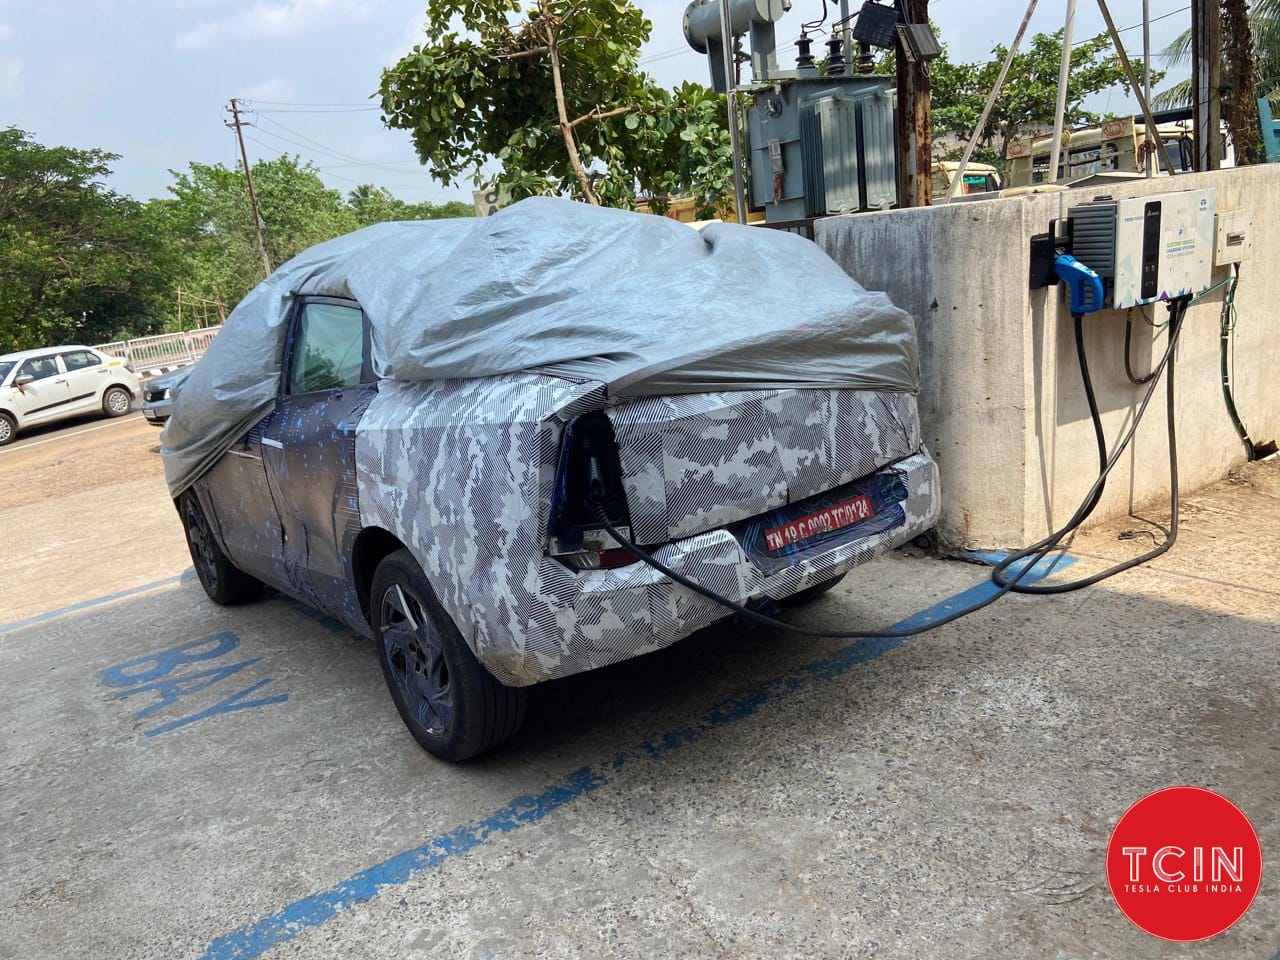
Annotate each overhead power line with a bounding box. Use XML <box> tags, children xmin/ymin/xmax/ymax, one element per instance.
<box><xmin>247</xmin><ymin>99</ymin><xmax>379</xmax><ymax>108</ymax></box>
<box><xmin>1072</xmin><ymin>5</ymin><xmax>1190</xmax><ymax>46</ymax></box>
<box><xmin>254</xmin><ymin>106</ymin><xmax>383</xmax><ymax>114</ymax></box>
<box><xmin>245</xmin><ymin>126</ymin><xmax>428</xmax><ymax>181</ymax></box>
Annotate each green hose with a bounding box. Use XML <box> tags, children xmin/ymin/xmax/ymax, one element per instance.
<box><xmin>1218</xmin><ymin>264</ymin><xmax>1255</xmax><ymax>461</ymax></box>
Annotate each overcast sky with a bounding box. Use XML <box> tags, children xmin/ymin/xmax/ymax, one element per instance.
<box><xmin>0</xmin><ymin>0</ymin><xmax>1192</xmax><ymax>205</ymax></box>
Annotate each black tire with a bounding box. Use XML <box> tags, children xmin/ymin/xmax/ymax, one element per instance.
<box><xmin>103</xmin><ymin>385</ymin><xmax>132</xmax><ymax>418</ymax></box>
<box><xmin>781</xmin><ymin>571</ymin><xmax>847</xmax><ymax>606</ymax></box>
<box><xmin>178</xmin><ymin>491</ymin><xmax>265</xmax><ymax>605</ymax></box>
<box><xmin>0</xmin><ymin>412</ymin><xmax>16</xmax><ymax>446</ymax></box>
<box><xmin>371</xmin><ymin>548</ymin><xmax>527</xmax><ymax>761</ymax></box>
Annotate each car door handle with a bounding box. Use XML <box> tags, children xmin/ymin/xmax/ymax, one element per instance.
<box><xmin>54</xmin><ymin>378</ymin><xmax>67</xmax><ymax>384</ymax></box>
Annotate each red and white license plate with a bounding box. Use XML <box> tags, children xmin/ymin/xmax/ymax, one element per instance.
<box><xmin>764</xmin><ymin>493</ymin><xmax>874</xmax><ymax>552</ymax></box>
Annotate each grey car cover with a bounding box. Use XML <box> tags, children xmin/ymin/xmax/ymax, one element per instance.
<box><xmin>161</xmin><ymin>197</ymin><xmax>918</xmax><ymax>496</ymax></box>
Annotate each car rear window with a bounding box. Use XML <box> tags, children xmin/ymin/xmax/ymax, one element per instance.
<box><xmin>60</xmin><ymin>350</ymin><xmax>102</xmax><ymax>371</ymax></box>
<box><xmin>288</xmin><ymin>302</ymin><xmax>365</xmax><ymax>395</ymax></box>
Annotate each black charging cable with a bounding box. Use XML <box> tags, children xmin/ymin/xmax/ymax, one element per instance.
<box><xmin>586</xmin><ymin>297</ymin><xmax>1190</xmax><ymax>640</ymax></box>
<box><xmin>990</xmin><ymin>298</ymin><xmax>1186</xmax><ymax>593</ymax></box>
<box><xmin>1124</xmin><ymin>313</ymin><xmax>1159</xmax><ymax>385</ymax></box>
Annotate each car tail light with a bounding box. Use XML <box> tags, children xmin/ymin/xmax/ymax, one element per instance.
<box><xmin>559</xmin><ymin>548</ymin><xmax>641</xmax><ymax>571</ymax></box>
<box><xmin>548</xmin><ymin>412</ymin><xmax>633</xmax><ymax>566</ymax></box>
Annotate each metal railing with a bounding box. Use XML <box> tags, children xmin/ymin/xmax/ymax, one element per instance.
<box><xmin>95</xmin><ymin>326</ymin><xmax>222</xmax><ymax>371</ymax></box>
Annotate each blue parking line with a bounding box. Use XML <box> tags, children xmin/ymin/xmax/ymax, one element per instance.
<box><xmin>200</xmin><ymin>550</ymin><xmax>1075</xmax><ymax>960</ymax></box>
<box><xmin>0</xmin><ymin>570</ymin><xmax>196</xmax><ymax>637</ymax></box>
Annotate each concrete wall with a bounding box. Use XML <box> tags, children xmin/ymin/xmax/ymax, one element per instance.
<box><xmin>817</xmin><ymin>165</ymin><xmax>1280</xmax><ymax>550</ymax></box>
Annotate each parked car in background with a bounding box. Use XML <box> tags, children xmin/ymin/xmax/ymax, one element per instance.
<box><xmin>932</xmin><ymin>160</ymin><xmax>1001</xmax><ymax>197</ymax></box>
<box><xmin>142</xmin><ymin>368</ymin><xmax>191</xmax><ymax>426</ymax></box>
<box><xmin>0</xmin><ymin>346</ymin><xmax>141</xmax><ymax>445</ymax></box>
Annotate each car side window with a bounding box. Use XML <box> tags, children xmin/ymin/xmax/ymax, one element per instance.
<box><xmin>17</xmin><ymin>356</ymin><xmax>59</xmax><ymax>382</ymax></box>
<box><xmin>60</xmin><ymin>350</ymin><xmax>101</xmax><ymax>371</ymax></box>
<box><xmin>287</xmin><ymin>302</ymin><xmax>365</xmax><ymax>395</ymax></box>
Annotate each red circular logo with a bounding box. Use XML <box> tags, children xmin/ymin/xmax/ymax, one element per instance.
<box><xmin>1106</xmin><ymin>787</ymin><xmax>1263</xmax><ymax>941</ymax></box>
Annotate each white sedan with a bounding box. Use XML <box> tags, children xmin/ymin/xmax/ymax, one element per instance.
<box><xmin>0</xmin><ymin>346</ymin><xmax>141</xmax><ymax>445</ymax></box>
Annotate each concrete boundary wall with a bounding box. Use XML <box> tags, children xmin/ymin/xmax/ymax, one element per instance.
<box><xmin>817</xmin><ymin>165</ymin><xmax>1279</xmax><ymax>550</ymax></box>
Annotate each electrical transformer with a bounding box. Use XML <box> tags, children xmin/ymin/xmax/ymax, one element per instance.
<box><xmin>684</xmin><ymin>0</ymin><xmax>915</xmax><ymax>223</ymax></box>
<box><xmin>747</xmin><ymin>78</ymin><xmax>897</xmax><ymax>221</ymax></box>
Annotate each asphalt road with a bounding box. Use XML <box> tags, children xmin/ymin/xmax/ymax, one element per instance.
<box><xmin>2</xmin><ymin>407</ymin><xmax>147</xmax><ymax>451</ymax></box>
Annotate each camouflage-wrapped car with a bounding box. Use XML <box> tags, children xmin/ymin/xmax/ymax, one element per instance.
<box><xmin>162</xmin><ymin>199</ymin><xmax>939</xmax><ymax>760</ymax></box>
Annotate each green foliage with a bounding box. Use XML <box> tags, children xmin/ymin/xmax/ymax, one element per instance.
<box><xmin>0</xmin><ymin>128</ymin><xmax>176</xmax><ymax>352</ymax></box>
<box><xmin>152</xmin><ymin>158</ymin><xmax>474</xmax><ymax>324</ymax></box>
<box><xmin>347</xmin><ymin>184</ymin><xmax>473</xmax><ymax>225</ymax></box>
<box><xmin>1152</xmin><ymin>0</ymin><xmax>1276</xmax><ymax>162</ymax></box>
<box><xmin>1</xmin><ymin>128</ymin><xmax>472</xmax><ymax>352</ymax></box>
<box><xmin>1155</xmin><ymin>0</ymin><xmax>1279</xmax><ymax>110</ymax></box>
<box><xmin>154</xmin><ymin>155</ymin><xmax>360</xmax><ymax>311</ymax></box>
<box><xmin>930</xmin><ymin>30</ymin><xmax>1152</xmax><ymax>164</ymax></box>
<box><xmin>378</xmin><ymin>0</ymin><xmax>729</xmax><ymax>210</ymax></box>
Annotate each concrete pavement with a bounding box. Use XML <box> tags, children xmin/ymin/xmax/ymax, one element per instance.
<box><xmin>0</xmin><ymin>452</ymin><xmax>1276</xmax><ymax>960</ymax></box>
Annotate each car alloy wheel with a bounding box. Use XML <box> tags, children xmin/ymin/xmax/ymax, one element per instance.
<box><xmin>177</xmin><ymin>491</ymin><xmax>264</xmax><ymax>606</ymax></box>
<box><xmin>105</xmin><ymin>387</ymin><xmax>131</xmax><ymax>415</ymax></box>
<box><xmin>379</xmin><ymin>582</ymin><xmax>453</xmax><ymax>737</ymax></box>
<box><xmin>0</xmin><ymin>415</ymin><xmax>13</xmax><ymax>445</ymax></box>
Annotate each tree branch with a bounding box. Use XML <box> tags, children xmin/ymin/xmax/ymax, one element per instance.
<box><xmin>540</xmin><ymin>0</ymin><xmax>599</xmax><ymax>205</ymax></box>
<box><xmin>495</xmin><ymin>45</ymin><xmax>549</xmax><ymax>60</ymax></box>
<box><xmin>569</xmin><ymin>105</ymin><xmax>637</xmax><ymax>128</ymax></box>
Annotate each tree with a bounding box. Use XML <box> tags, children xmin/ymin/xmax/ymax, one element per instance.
<box><xmin>1153</xmin><ymin>0</ymin><xmax>1278</xmax><ymax>163</ymax></box>
<box><xmin>930</xmin><ymin>30</ymin><xmax>1146</xmax><ymax>166</ymax></box>
<box><xmin>155</xmin><ymin>155</ymin><xmax>361</xmax><ymax>312</ymax></box>
<box><xmin>346</xmin><ymin>184</ymin><xmax>473</xmax><ymax>226</ymax></box>
<box><xmin>0</xmin><ymin>128</ymin><xmax>174</xmax><ymax>352</ymax></box>
<box><xmin>378</xmin><ymin>0</ymin><xmax>730</xmax><ymax>213</ymax></box>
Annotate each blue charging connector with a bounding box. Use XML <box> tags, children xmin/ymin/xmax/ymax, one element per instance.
<box><xmin>1053</xmin><ymin>254</ymin><xmax>1104</xmax><ymax>314</ymax></box>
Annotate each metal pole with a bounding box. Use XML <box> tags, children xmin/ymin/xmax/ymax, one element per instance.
<box><xmin>1048</xmin><ymin>0</ymin><xmax>1077</xmax><ymax>185</ymax></box>
<box><xmin>718</xmin><ymin>0</ymin><xmax>747</xmax><ymax>223</ymax></box>
<box><xmin>945</xmin><ymin>0</ymin><xmax>1039</xmax><ymax>203</ymax></box>
<box><xmin>1096</xmin><ymin>0</ymin><xmax>1179</xmax><ymax>175</ymax></box>
<box><xmin>1143</xmin><ymin>0</ymin><xmax>1153</xmax><ymax>175</ymax></box>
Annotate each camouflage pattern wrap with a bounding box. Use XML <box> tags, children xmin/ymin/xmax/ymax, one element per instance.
<box><xmin>608</xmin><ymin>389</ymin><xmax>920</xmax><ymax>545</ymax></box>
<box><xmin>356</xmin><ymin>374</ymin><xmax>939</xmax><ymax>687</ymax></box>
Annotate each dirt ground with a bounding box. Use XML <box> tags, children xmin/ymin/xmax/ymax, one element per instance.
<box><xmin>0</xmin><ymin>415</ymin><xmax>164</xmax><ymax>510</ymax></box>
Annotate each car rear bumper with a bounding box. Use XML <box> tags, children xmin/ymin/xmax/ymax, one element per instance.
<box><xmin>475</xmin><ymin>448</ymin><xmax>940</xmax><ymax>685</ymax></box>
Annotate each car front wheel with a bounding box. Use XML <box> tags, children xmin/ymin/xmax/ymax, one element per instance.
<box><xmin>371</xmin><ymin>548</ymin><xmax>527</xmax><ymax>761</ymax></box>
<box><xmin>179</xmin><ymin>491</ymin><xmax>265</xmax><ymax>605</ymax></box>
<box><xmin>0</xmin><ymin>412</ymin><xmax>15</xmax><ymax>446</ymax></box>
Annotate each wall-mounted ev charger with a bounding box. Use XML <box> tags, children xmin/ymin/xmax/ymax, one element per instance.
<box><xmin>1068</xmin><ymin>189</ymin><xmax>1215</xmax><ymax>309</ymax></box>
<box><xmin>1029</xmin><ymin>187</ymin><xmax>1218</xmax><ymax>310</ymax></box>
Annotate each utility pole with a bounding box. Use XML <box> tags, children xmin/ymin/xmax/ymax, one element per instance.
<box><xmin>895</xmin><ymin>0</ymin><xmax>931</xmax><ymax>206</ymax></box>
<box><xmin>225</xmin><ymin>98</ymin><xmax>273</xmax><ymax>277</ymax></box>
<box><xmin>1190</xmin><ymin>0</ymin><xmax>1222</xmax><ymax>171</ymax></box>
